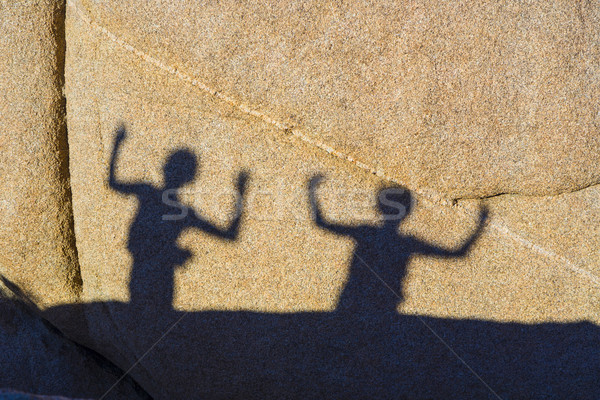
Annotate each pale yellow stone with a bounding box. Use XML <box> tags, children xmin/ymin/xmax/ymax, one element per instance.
<box><xmin>0</xmin><ymin>0</ymin><xmax>81</xmax><ymax>311</ymax></box>
<box><xmin>71</xmin><ymin>0</ymin><xmax>600</xmax><ymax>198</ymax></box>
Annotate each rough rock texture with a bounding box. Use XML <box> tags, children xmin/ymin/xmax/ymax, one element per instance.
<box><xmin>0</xmin><ymin>391</ymin><xmax>87</xmax><ymax>400</ymax></box>
<box><xmin>62</xmin><ymin>1</ymin><xmax>600</xmax><ymax>398</ymax></box>
<box><xmin>0</xmin><ymin>280</ymin><xmax>149</xmax><ymax>400</ymax></box>
<box><xmin>70</xmin><ymin>0</ymin><xmax>600</xmax><ymax>198</ymax></box>
<box><xmin>0</xmin><ymin>1</ymin><xmax>81</xmax><ymax>313</ymax></box>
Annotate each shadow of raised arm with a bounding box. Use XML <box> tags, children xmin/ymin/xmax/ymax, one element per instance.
<box><xmin>108</xmin><ymin>125</ymin><xmax>143</xmax><ymax>195</ymax></box>
<box><xmin>309</xmin><ymin>175</ymin><xmax>354</xmax><ymax>236</ymax></box>
<box><xmin>189</xmin><ymin>171</ymin><xmax>248</xmax><ymax>240</ymax></box>
<box><xmin>412</xmin><ymin>206</ymin><xmax>489</xmax><ymax>258</ymax></box>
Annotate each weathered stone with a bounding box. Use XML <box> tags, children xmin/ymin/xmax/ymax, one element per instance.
<box><xmin>0</xmin><ymin>1</ymin><xmax>81</xmax><ymax>312</ymax></box>
<box><xmin>70</xmin><ymin>0</ymin><xmax>600</xmax><ymax>198</ymax></box>
<box><xmin>61</xmin><ymin>2</ymin><xmax>600</xmax><ymax>398</ymax></box>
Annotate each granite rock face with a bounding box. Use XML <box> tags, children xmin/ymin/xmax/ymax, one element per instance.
<box><xmin>61</xmin><ymin>1</ymin><xmax>600</xmax><ymax>398</ymax></box>
<box><xmin>1</xmin><ymin>0</ymin><xmax>599</xmax><ymax>398</ymax></box>
<box><xmin>0</xmin><ymin>0</ymin><xmax>81</xmax><ymax>312</ymax></box>
<box><xmin>70</xmin><ymin>0</ymin><xmax>600</xmax><ymax>198</ymax></box>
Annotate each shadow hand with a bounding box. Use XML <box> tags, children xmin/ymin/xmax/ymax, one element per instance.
<box><xmin>478</xmin><ymin>205</ymin><xmax>489</xmax><ymax>228</ymax></box>
<box><xmin>236</xmin><ymin>171</ymin><xmax>249</xmax><ymax>197</ymax></box>
<box><xmin>309</xmin><ymin>174</ymin><xmax>325</xmax><ymax>192</ymax></box>
<box><xmin>115</xmin><ymin>125</ymin><xmax>127</xmax><ymax>143</ymax></box>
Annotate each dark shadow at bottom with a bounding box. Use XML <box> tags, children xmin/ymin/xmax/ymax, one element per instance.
<box><xmin>46</xmin><ymin>302</ymin><xmax>600</xmax><ymax>399</ymax></box>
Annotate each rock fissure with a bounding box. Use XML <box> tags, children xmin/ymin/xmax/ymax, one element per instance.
<box><xmin>55</xmin><ymin>0</ymin><xmax>84</xmax><ymax>298</ymax></box>
<box><xmin>455</xmin><ymin>181</ymin><xmax>600</xmax><ymax>202</ymax></box>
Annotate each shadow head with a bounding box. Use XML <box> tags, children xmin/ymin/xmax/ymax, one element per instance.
<box><xmin>163</xmin><ymin>149</ymin><xmax>198</xmax><ymax>189</ymax></box>
<box><xmin>377</xmin><ymin>186</ymin><xmax>412</xmax><ymax>226</ymax></box>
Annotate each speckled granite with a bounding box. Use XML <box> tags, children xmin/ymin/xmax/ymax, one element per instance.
<box><xmin>69</xmin><ymin>0</ymin><xmax>600</xmax><ymax>198</ymax></box>
<box><xmin>59</xmin><ymin>1</ymin><xmax>600</xmax><ymax>398</ymax></box>
<box><xmin>0</xmin><ymin>1</ymin><xmax>81</xmax><ymax>311</ymax></box>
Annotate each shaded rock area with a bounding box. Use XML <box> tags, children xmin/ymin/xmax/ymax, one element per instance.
<box><xmin>45</xmin><ymin>299</ymin><xmax>600</xmax><ymax>399</ymax></box>
<box><xmin>0</xmin><ymin>390</ymin><xmax>87</xmax><ymax>400</ymax></box>
<box><xmin>0</xmin><ymin>280</ymin><xmax>150</xmax><ymax>400</ymax></box>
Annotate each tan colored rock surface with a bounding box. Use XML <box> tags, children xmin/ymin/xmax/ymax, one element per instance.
<box><xmin>71</xmin><ymin>0</ymin><xmax>600</xmax><ymax>198</ymax></box>
<box><xmin>0</xmin><ymin>1</ymin><xmax>81</xmax><ymax>311</ymax></box>
<box><xmin>62</xmin><ymin>2</ymin><xmax>600</xmax><ymax>398</ymax></box>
